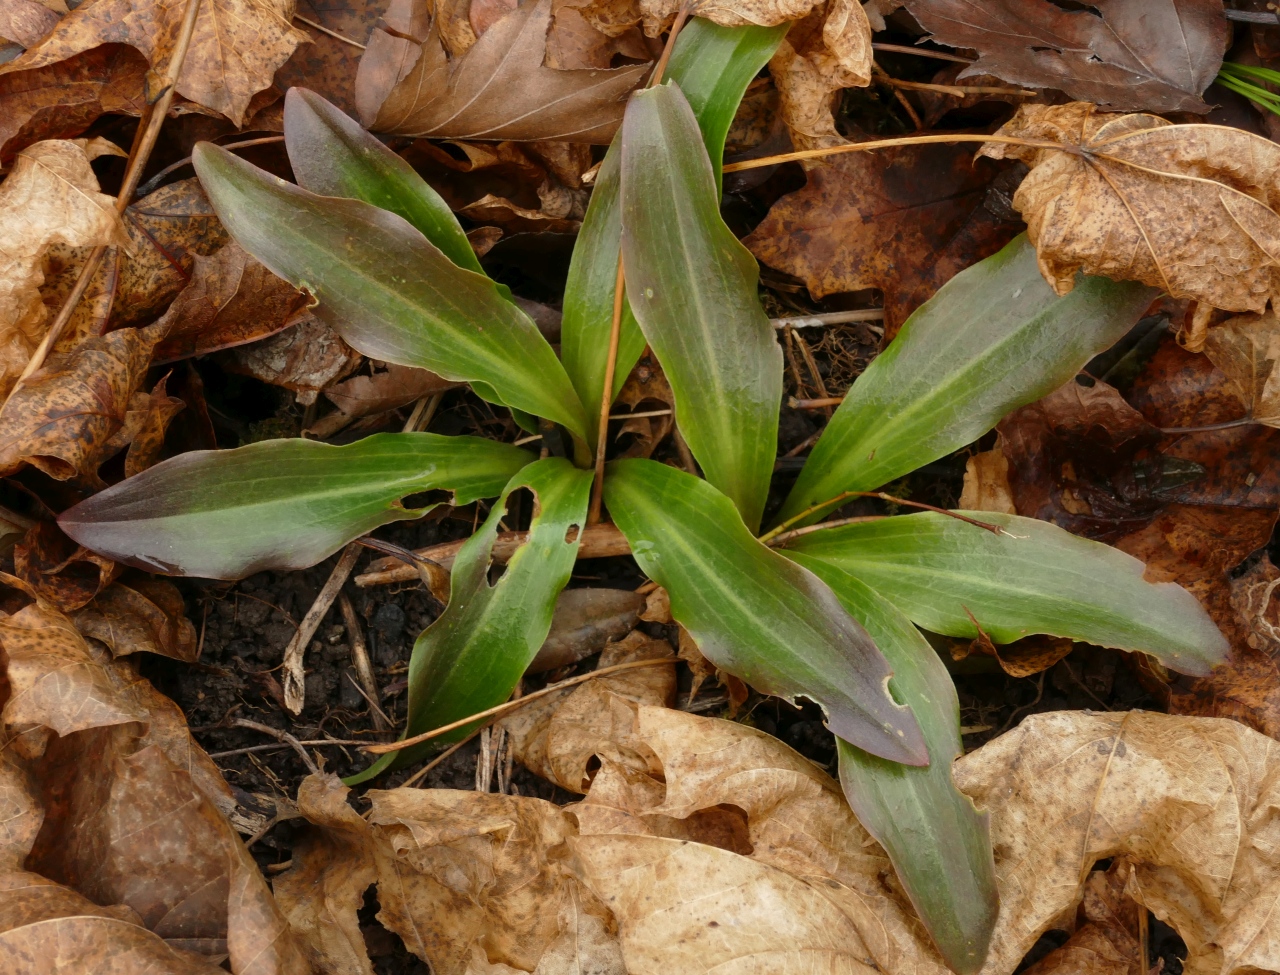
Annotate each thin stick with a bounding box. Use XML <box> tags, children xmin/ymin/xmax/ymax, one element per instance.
<box><xmin>589</xmin><ymin>256</ymin><xmax>627</xmax><ymax>526</ymax></box>
<box><xmin>722</xmin><ymin>133</ymin><xmax>1064</xmax><ymax>173</ymax></box>
<box><xmin>873</xmin><ymin>62</ymin><xmax>924</xmax><ymax>130</ymax></box>
<box><xmin>882</xmin><ymin>77</ymin><xmax>1034</xmax><ymax>97</ymax></box>
<box><xmin>765</xmin><ymin>515</ymin><xmax>887</xmax><ymax>547</ymax></box>
<box><xmin>759</xmin><ymin>491</ymin><xmax>1008</xmax><ymax>545</ymax></box>
<box><xmin>231</xmin><ymin>718</ymin><xmax>320</xmax><ymax>775</ymax></box>
<box><xmin>4</xmin><ymin>0</ymin><xmax>205</xmax><ymax>400</ymax></box>
<box><xmin>610</xmin><ymin>408</ymin><xmax>672</xmax><ymax>420</ymax></box>
<box><xmin>339</xmin><ymin>591</ymin><xmax>389</xmax><ymax>730</ymax></box>
<box><xmin>364</xmin><ymin>658</ymin><xmax>673</xmax><ymax>755</ymax></box>
<box><xmin>649</xmin><ymin>4</ymin><xmax>691</xmax><ymax>89</ymax></box>
<box><xmin>281</xmin><ymin>543</ymin><xmax>362</xmax><ymax>714</ymax></box>
<box><xmin>771</xmin><ymin>309</ymin><xmax>883</xmax><ymax>329</ymax></box>
<box><xmin>401</xmin><ymin>730</ymin><xmax>479</xmax><ymax>787</ymax></box>
<box><xmin>293</xmin><ymin>13</ymin><xmax>367</xmax><ymax>48</ymax></box>
<box><xmin>872</xmin><ymin>42</ymin><xmax>973</xmax><ymax>63</ymax></box>
<box><xmin>1159</xmin><ymin>418</ymin><xmax>1255</xmax><ymax>435</ymax></box>
<box><xmin>790</xmin><ymin>395</ymin><xmax>843</xmax><ymax>410</ymax></box>
<box><xmin>209</xmin><ymin>737</ymin><xmax>373</xmax><ymax>759</ymax></box>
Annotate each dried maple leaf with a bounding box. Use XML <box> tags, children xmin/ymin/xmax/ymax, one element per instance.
<box><xmin>0</xmin><ymin>138</ymin><xmax>126</xmax><ymax>400</ymax></box>
<box><xmin>151</xmin><ymin>240</ymin><xmax>312</xmax><ymax>364</ymax></box>
<box><xmin>3</xmin><ymin>0</ymin><xmax>307</xmax><ymax>124</ymax></box>
<box><xmin>903</xmin><ymin>0</ymin><xmax>1229</xmax><ymax>113</ymax></box>
<box><xmin>979</xmin><ymin>102</ymin><xmax>1280</xmax><ymax>314</ymax></box>
<box><xmin>1202</xmin><ymin>309</ymin><xmax>1280</xmax><ymax>427</ymax></box>
<box><xmin>356</xmin><ymin>0</ymin><xmax>648</xmax><ymax>142</ymax></box>
<box><xmin>745</xmin><ymin>143</ymin><xmax>1023</xmax><ymax>332</ymax></box>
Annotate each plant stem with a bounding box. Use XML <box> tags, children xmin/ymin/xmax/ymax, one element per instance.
<box><xmin>2</xmin><ymin>0</ymin><xmax>205</xmax><ymax>404</ymax></box>
<box><xmin>722</xmin><ymin>133</ymin><xmax>1065</xmax><ymax>173</ymax></box>
<box><xmin>758</xmin><ymin>490</ymin><xmax>1007</xmax><ymax>544</ymax></box>
<box><xmin>363</xmin><ymin>657</ymin><xmax>674</xmax><ymax>755</ymax></box>
<box><xmin>1159</xmin><ymin>417</ymin><xmax>1256</xmax><ymax>435</ymax></box>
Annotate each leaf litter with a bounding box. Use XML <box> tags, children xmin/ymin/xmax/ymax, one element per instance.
<box><xmin>5</xmin><ymin>0</ymin><xmax>1280</xmax><ymax>973</ymax></box>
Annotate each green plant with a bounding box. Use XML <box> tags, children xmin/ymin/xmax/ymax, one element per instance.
<box><xmin>1216</xmin><ymin>61</ymin><xmax>1280</xmax><ymax>117</ymax></box>
<box><xmin>59</xmin><ymin>19</ymin><xmax>1228</xmax><ymax>973</ymax></box>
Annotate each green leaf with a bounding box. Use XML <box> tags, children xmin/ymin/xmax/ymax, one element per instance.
<box><xmin>782</xmin><ymin>511</ymin><xmax>1228</xmax><ymax>676</ymax></box>
<box><xmin>191</xmin><ymin>143</ymin><xmax>590</xmax><ymax>441</ymax></box>
<box><xmin>778</xmin><ymin>234</ymin><xmax>1157</xmax><ymax>526</ymax></box>
<box><xmin>603</xmin><ymin>458</ymin><xmax>926</xmax><ymax>765</ymax></box>
<box><xmin>283</xmin><ymin>88</ymin><xmax>486</xmax><ymax>277</ymax></box>
<box><xmin>664</xmin><ymin>19</ymin><xmax>787</xmax><ymax>190</ymax></box>
<box><xmin>560</xmin><ymin>20</ymin><xmax>782</xmax><ymax>437</ymax></box>
<box><xmin>620</xmin><ymin>84</ymin><xmax>782</xmax><ymax>531</ymax></box>
<box><xmin>350</xmin><ymin>457</ymin><xmax>592</xmax><ymax>781</ymax></box>
<box><xmin>58</xmin><ymin>434</ymin><xmax>533</xmax><ymax>579</ymax></box>
<box><xmin>787</xmin><ymin>554</ymin><xmax>997</xmax><ymax>975</ymax></box>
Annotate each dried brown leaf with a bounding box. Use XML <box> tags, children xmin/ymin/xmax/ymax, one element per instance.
<box><xmin>4</xmin><ymin>0</ymin><xmax>307</xmax><ymax>123</ymax></box>
<box><xmin>152</xmin><ymin>240</ymin><xmax>312</xmax><ymax>365</ymax></box>
<box><xmin>959</xmin><ymin>448</ymin><xmax>1017</xmax><ymax>515</ymax></box>
<box><xmin>217</xmin><ymin>315</ymin><xmax>360</xmax><ymax>403</ymax></box>
<box><xmin>70</xmin><ymin>576</ymin><xmax>198</xmax><ymax>662</ymax></box>
<box><xmin>271</xmin><ymin>0</ymin><xmax>385</xmax><ymax>116</ymax></box>
<box><xmin>13</xmin><ymin>521</ymin><xmax>119</xmax><ymax>612</ymax></box>
<box><xmin>0</xmin><ymin>872</ymin><xmax>227</xmax><ymax>975</ymax></box>
<box><xmin>323</xmin><ymin>363</ymin><xmax>457</xmax><ymax>421</ymax></box>
<box><xmin>956</xmin><ymin>710</ymin><xmax>1280</xmax><ymax>975</ymax></box>
<box><xmin>0</xmin><ymin>0</ymin><xmax>60</xmax><ymax>47</ymax></box>
<box><xmin>980</xmin><ymin>102</ymin><xmax>1280</xmax><ymax>314</ymax></box>
<box><xmin>1203</xmin><ymin>310</ymin><xmax>1280</xmax><ymax>427</ymax></box>
<box><xmin>0</xmin><ymin>46</ymin><xmax>147</xmax><ymax>162</ymax></box>
<box><xmin>0</xmin><ymin>138</ymin><xmax>125</xmax><ymax>399</ymax></box>
<box><xmin>356</xmin><ymin>0</ymin><xmax>648</xmax><ymax>143</ymax></box>
<box><xmin>746</xmin><ymin>145</ymin><xmax>1022</xmax><ymax>332</ymax></box>
<box><xmin>527</xmin><ymin>588</ymin><xmax>644</xmax><ymax>673</ymax></box>
<box><xmin>903</xmin><ymin>0</ymin><xmax>1229</xmax><ymax>113</ymax></box>
<box><xmin>0</xmin><ymin>320</ymin><xmax>166</xmax><ymax>482</ymax></box>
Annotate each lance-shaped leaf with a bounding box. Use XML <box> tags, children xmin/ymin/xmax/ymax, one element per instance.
<box><xmin>782</xmin><ymin>511</ymin><xmax>1228</xmax><ymax>676</ymax></box>
<box><xmin>350</xmin><ymin>457</ymin><xmax>592</xmax><ymax>780</ymax></box>
<box><xmin>788</xmin><ymin>554</ymin><xmax>997</xmax><ymax>975</ymax></box>
<box><xmin>778</xmin><ymin>234</ymin><xmax>1155</xmax><ymax>526</ymax></box>
<box><xmin>59</xmin><ymin>434</ymin><xmax>533</xmax><ymax>579</ymax></box>
<box><xmin>283</xmin><ymin>87</ymin><xmax>486</xmax><ymax>277</ymax></box>
<box><xmin>604</xmin><ymin>458</ymin><xmax>926</xmax><ymax>765</ymax></box>
<box><xmin>192</xmin><ymin>144</ymin><xmax>590</xmax><ymax>441</ymax></box>
<box><xmin>620</xmin><ymin>85</ymin><xmax>782</xmax><ymax>531</ymax></box>
<box><xmin>561</xmin><ymin>20</ymin><xmax>784</xmax><ymax>434</ymax></box>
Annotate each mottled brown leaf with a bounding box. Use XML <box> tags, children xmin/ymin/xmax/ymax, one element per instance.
<box><xmin>151</xmin><ymin>240</ymin><xmax>312</xmax><ymax>364</ymax></box>
<box><xmin>1203</xmin><ymin>310</ymin><xmax>1280</xmax><ymax>427</ymax></box>
<box><xmin>271</xmin><ymin>0</ymin><xmax>384</xmax><ymax>115</ymax></box>
<box><xmin>0</xmin><ymin>45</ymin><xmax>147</xmax><ymax>162</ymax></box>
<box><xmin>980</xmin><ymin>102</ymin><xmax>1280</xmax><ymax>313</ymax></box>
<box><xmin>356</xmin><ymin>0</ymin><xmax>647</xmax><ymax>143</ymax></box>
<box><xmin>4</xmin><ymin>0</ymin><xmax>308</xmax><ymax>123</ymax></box>
<box><xmin>71</xmin><ymin>576</ymin><xmax>198</xmax><ymax>662</ymax></box>
<box><xmin>0</xmin><ymin>0</ymin><xmax>59</xmax><ymax>48</ymax></box>
<box><xmin>217</xmin><ymin>315</ymin><xmax>360</xmax><ymax>402</ymax></box>
<box><xmin>903</xmin><ymin>0</ymin><xmax>1228</xmax><ymax>113</ymax></box>
<box><xmin>13</xmin><ymin>521</ymin><xmax>119</xmax><ymax>612</ymax></box>
<box><xmin>527</xmin><ymin>588</ymin><xmax>644</xmax><ymax>673</ymax></box>
<box><xmin>0</xmin><ymin>138</ymin><xmax>125</xmax><ymax>399</ymax></box>
<box><xmin>0</xmin><ymin>320</ymin><xmax>165</xmax><ymax>482</ymax></box>
<box><xmin>323</xmin><ymin>363</ymin><xmax>457</xmax><ymax>422</ymax></box>
<box><xmin>745</xmin><ymin>144</ymin><xmax>1022</xmax><ymax>333</ymax></box>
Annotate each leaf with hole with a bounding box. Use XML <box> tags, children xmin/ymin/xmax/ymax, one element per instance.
<box><xmin>58</xmin><ymin>434</ymin><xmax>533</xmax><ymax>579</ymax></box>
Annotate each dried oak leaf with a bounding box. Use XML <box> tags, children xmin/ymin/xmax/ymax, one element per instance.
<box><xmin>0</xmin><ymin>320</ymin><xmax>166</xmax><ymax>483</ymax></box>
<box><xmin>745</xmin><ymin>143</ymin><xmax>1023</xmax><ymax>332</ymax></box>
<box><xmin>0</xmin><ymin>45</ymin><xmax>147</xmax><ymax>163</ymax></box>
<box><xmin>0</xmin><ymin>872</ymin><xmax>226</xmax><ymax>975</ymax></box>
<box><xmin>956</xmin><ymin>710</ymin><xmax>1280</xmax><ymax>975</ymax></box>
<box><xmin>151</xmin><ymin>240</ymin><xmax>312</xmax><ymax>364</ymax></box>
<box><xmin>4</xmin><ymin>0</ymin><xmax>308</xmax><ymax>124</ymax></box>
<box><xmin>12</xmin><ymin>521</ymin><xmax>120</xmax><ymax>612</ymax></box>
<box><xmin>355</xmin><ymin>0</ymin><xmax>648</xmax><ymax>142</ymax></box>
<box><xmin>1202</xmin><ymin>309</ymin><xmax>1280</xmax><ymax>427</ymax></box>
<box><xmin>902</xmin><ymin>0</ymin><xmax>1229</xmax><ymax>114</ymax></box>
<box><xmin>979</xmin><ymin>102</ymin><xmax>1280</xmax><ymax>314</ymax></box>
<box><xmin>0</xmin><ymin>138</ymin><xmax>126</xmax><ymax>400</ymax></box>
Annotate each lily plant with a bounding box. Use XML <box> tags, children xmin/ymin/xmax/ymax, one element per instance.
<box><xmin>60</xmin><ymin>19</ymin><xmax>1227</xmax><ymax>974</ymax></box>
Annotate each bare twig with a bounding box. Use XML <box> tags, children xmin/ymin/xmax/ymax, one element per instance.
<box><xmin>789</xmin><ymin>396</ymin><xmax>844</xmax><ymax>410</ymax></box>
<box><xmin>339</xmin><ymin>591</ymin><xmax>390</xmax><ymax>730</ymax></box>
<box><xmin>590</xmin><ymin>256</ymin><xmax>627</xmax><ymax>526</ymax></box>
<box><xmin>231</xmin><ymin>718</ymin><xmax>321</xmax><ymax>775</ymax></box>
<box><xmin>1159</xmin><ymin>417</ymin><xmax>1255</xmax><ymax>435</ymax></box>
<box><xmin>293</xmin><ymin>13</ymin><xmax>367</xmax><ymax>47</ymax></box>
<box><xmin>5</xmin><ymin>0</ymin><xmax>206</xmax><ymax>400</ymax></box>
<box><xmin>282</xmin><ymin>543</ymin><xmax>363</xmax><ymax>714</ymax></box>
<box><xmin>135</xmin><ymin>135</ymin><xmax>284</xmax><ymax>198</ymax></box>
<box><xmin>765</xmin><ymin>515</ymin><xmax>887</xmax><ymax>547</ymax></box>
<box><xmin>771</xmin><ymin>309</ymin><xmax>883</xmax><ymax>329</ymax></box>
<box><xmin>871</xmin><ymin>42</ymin><xmax>973</xmax><ymax>63</ymax></box>
<box><xmin>209</xmin><ymin>737</ymin><xmax>371</xmax><ymax>759</ymax></box>
<box><xmin>723</xmin><ymin>133</ymin><xmax>1065</xmax><ymax>174</ymax></box>
<box><xmin>364</xmin><ymin>658</ymin><xmax>674</xmax><ymax>755</ymax></box>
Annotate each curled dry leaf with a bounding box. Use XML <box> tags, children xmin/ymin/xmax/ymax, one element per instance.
<box><xmin>957</xmin><ymin>710</ymin><xmax>1280</xmax><ymax>975</ymax></box>
<box><xmin>323</xmin><ymin>363</ymin><xmax>457</xmax><ymax>422</ymax></box>
<box><xmin>903</xmin><ymin>0</ymin><xmax>1229</xmax><ymax>113</ymax></box>
<box><xmin>526</xmin><ymin>588</ymin><xmax>645</xmax><ymax>673</ymax></box>
<box><xmin>217</xmin><ymin>315</ymin><xmax>361</xmax><ymax>403</ymax></box>
<box><xmin>151</xmin><ymin>240</ymin><xmax>313</xmax><ymax>365</ymax></box>
<box><xmin>501</xmin><ymin>631</ymin><xmax>675</xmax><ymax>791</ymax></box>
<box><xmin>0</xmin><ymin>0</ymin><xmax>60</xmax><ymax>48</ymax></box>
<box><xmin>979</xmin><ymin>102</ymin><xmax>1280</xmax><ymax>314</ymax></box>
<box><xmin>0</xmin><ymin>320</ymin><xmax>167</xmax><ymax>484</ymax></box>
<box><xmin>12</xmin><ymin>521</ymin><xmax>119</xmax><ymax>612</ymax></box>
<box><xmin>745</xmin><ymin>144</ymin><xmax>1023</xmax><ymax>332</ymax></box>
<box><xmin>1202</xmin><ymin>309</ymin><xmax>1280</xmax><ymax>427</ymax></box>
<box><xmin>0</xmin><ymin>138</ymin><xmax>125</xmax><ymax>399</ymax></box>
<box><xmin>3</xmin><ymin>0</ymin><xmax>307</xmax><ymax>123</ymax></box>
<box><xmin>70</xmin><ymin>575</ymin><xmax>198</xmax><ymax>662</ymax></box>
<box><xmin>0</xmin><ymin>45</ymin><xmax>147</xmax><ymax>162</ymax></box>
<box><xmin>356</xmin><ymin>0</ymin><xmax>648</xmax><ymax>143</ymax></box>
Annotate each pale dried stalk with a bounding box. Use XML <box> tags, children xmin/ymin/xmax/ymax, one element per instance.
<box><xmin>339</xmin><ymin>591</ymin><xmax>389</xmax><ymax>731</ymax></box>
<box><xmin>282</xmin><ymin>543</ymin><xmax>362</xmax><ymax>714</ymax></box>
<box><xmin>722</xmin><ymin>133</ymin><xmax>1063</xmax><ymax>173</ymax></box>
